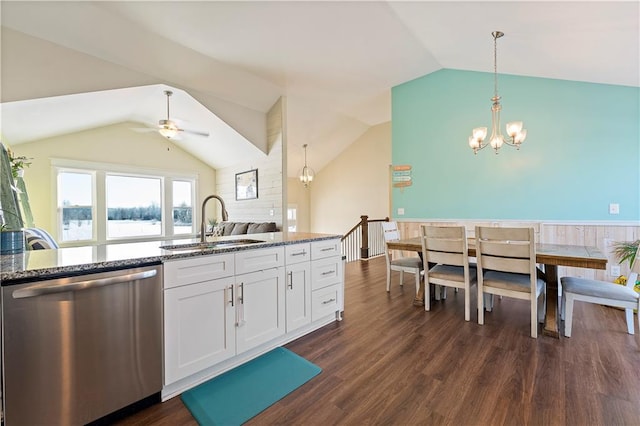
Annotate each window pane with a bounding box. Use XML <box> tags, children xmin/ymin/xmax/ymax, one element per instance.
<box><xmin>106</xmin><ymin>175</ymin><xmax>162</xmax><ymax>238</ymax></box>
<box><xmin>287</xmin><ymin>206</ymin><xmax>297</xmax><ymax>232</ymax></box>
<box><xmin>58</xmin><ymin>171</ymin><xmax>93</xmax><ymax>241</ymax></box>
<box><xmin>173</xmin><ymin>180</ymin><xmax>193</xmax><ymax>235</ymax></box>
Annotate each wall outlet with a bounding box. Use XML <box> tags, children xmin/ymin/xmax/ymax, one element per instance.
<box><xmin>610</xmin><ymin>265</ymin><xmax>621</xmax><ymax>277</ymax></box>
<box><xmin>397</xmin><ymin>208</ymin><xmax>405</xmax><ymax>216</ymax></box>
<box><xmin>269</xmin><ymin>209</ymin><xmax>274</xmax><ymax>216</ymax></box>
<box><xmin>609</xmin><ymin>203</ymin><xmax>620</xmax><ymax>214</ymax></box>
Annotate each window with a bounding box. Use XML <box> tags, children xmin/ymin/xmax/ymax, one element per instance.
<box><xmin>287</xmin><ymin>205</ymin><xmax>297</xmax><ymax>232</ymax></box>
<box><xmin>172</xmin><ymin>180</ymin><xmax>194</xmax><ymax>235</ymax></box>
<box><xmin>58</xmin><ymin>171</ymin><xmax>94</xmax><ymax>242</ymax></box>
<box><xmin>106</xmin><ymin>174</ymin><xmax>162</xmax><ymax>239</ymax></box>
<box><xmin>54</xmin><ymin>161</ymin><xmax>196</xmax><ymax>245</ymax></box>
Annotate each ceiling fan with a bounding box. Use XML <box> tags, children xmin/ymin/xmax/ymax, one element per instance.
<box><xmin>156</xmin><ymin>90</ymin><xmax>209</xmax><ymax>139</ymax></box>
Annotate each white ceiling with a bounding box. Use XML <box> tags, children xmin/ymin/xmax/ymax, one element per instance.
<box><xmin>1</xmin><ymin>1</ymin><xmax>638</xmax><ymax>175</ymax></box>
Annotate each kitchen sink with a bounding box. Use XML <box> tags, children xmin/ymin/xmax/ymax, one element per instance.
<box><xmin>160</xmin><ymin>239</ymin><xmax>265</xmax><ymax>251</ymax></box>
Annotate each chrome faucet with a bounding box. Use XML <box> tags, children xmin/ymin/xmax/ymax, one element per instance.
<box><xmin>200</xmin><ymin>195</ymin><xmax>229</xmax><ymax>243</ymax></box>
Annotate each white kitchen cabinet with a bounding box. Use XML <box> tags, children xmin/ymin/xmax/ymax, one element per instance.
<box><xmin>162</xmin><ymin>239</ymin><xmax>343</xmax><ymax>399</ymax></box>
<box><xmin>285</xmin><ymin>243</ymin><xmax>312</xmax><ymax>332</ymax></box>
<box><xmin>235</xmin><ymin>266</ymin><xmax>286</xmax><ymax>353</ymax></box>
<box><xmin>164</xmin><ymin>276</ymin><xmax>235</xmax><ymax>385</ymax></box>
<box><xmin>285</xmin><ymin>254</ymin><xmax>312</xmax><ymax>332</ymax></box>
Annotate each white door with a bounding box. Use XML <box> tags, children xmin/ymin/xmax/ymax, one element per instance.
<box><xmin>285</xmin><ymin>261</ymin><xmax>312</xmax><ymax>332</ymax></box>
<box><xmin>235</xmin><ymin>267</ymin><xmax>286</xmax><ymax>353</ymax></box>
<box><xmin>164</xmin><ymin>276</ymin><xmax>236</xmax><ymax>385</ymax></box>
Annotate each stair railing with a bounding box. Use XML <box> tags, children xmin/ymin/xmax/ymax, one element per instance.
<box><xmin>341</xmin><ymin>215</ymin><xmax>389</xmax><ymax>262</ymax></box>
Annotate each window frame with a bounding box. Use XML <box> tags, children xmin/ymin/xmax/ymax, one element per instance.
<box><xmin>52</xmin><ymin>159</ymin><xmax>197</xmax><ymax>246</ymax></box>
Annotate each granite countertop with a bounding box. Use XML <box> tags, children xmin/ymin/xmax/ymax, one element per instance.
<box><xmin>0</xmin><ymin>232</ymin><xmax>341</xmax><ymax>284</ymax></box>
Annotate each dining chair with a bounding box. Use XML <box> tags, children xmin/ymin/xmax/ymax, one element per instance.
<box><xmin>476</xmin><ymin>226</ymin><xmax>546</xmax><ymax>338</ymax></box>
<box><xmin>560</xmin><ymin>245</ymin><xmax>640</xmax><ymax>337</ymax></box>
<box><xmin>381</xmin><ymin>221</ymin><xmax>423</xmax><ymax>294</ymax></box>
<box><xmin>421</xmin><ymin>225</ymin><xmax>476</xmax><ymax>320</ymax></box>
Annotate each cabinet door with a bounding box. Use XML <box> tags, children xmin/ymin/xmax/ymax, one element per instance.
<box><xmin>164</xmin><ymin>277</ymin><xmax>235</xmax><ymax>385</ymax></box>
<box><xmin>285</xmin><ymin>261</ymin><xmax>312</xmax><ymax>332</ymax></box>
<box><xmin>235</xmin><ymin>267</ymin><xmax>285</xmax><ymax>353</ymax></box>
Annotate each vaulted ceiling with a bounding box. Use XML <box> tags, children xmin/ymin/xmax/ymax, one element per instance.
<box><xmin>1</xmin><ymin>1</ymin><xmax>638</xmax><ymax>175</ymax></box>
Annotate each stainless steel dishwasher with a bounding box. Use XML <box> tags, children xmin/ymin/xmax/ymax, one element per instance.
<box><xmin>2</xmin><ymin>264</ymin><xmax>163</xmax><ymax>425</ymax></box>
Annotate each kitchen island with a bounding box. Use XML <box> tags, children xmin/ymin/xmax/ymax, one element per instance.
<box><xmin>0</xmin><ymin>232</ymin><xmax>344</xmax><ymax>422</ymax></box>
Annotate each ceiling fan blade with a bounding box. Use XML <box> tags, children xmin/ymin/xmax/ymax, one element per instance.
<box><xmin>183</xmin><ymin>128</ymin><xmax>210</xmax><ymax>138</ymax></box>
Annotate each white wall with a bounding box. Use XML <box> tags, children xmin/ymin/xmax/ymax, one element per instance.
<box><xmin>287</xmin><ymin>177</ymin><xmax>311</xmax><ymax>232</ymax></box>
<box><xmin>310</xmin><ymin>122</ymin><xmax>391</xmax><ymax>234</ymax></box>
<box><xmin>11</xmin><ymin>122</ymin><xmax>217</xmax><ymax>235</ymax></box>
<box><xmin>214</xmin><ymin>98</ymin><xmax>284</xmax><ymax>228</ymax></box>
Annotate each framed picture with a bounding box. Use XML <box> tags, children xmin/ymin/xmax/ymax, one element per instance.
<box><xmin>235</xmin><ymin>169</ymin><xmax>258</xmax><ymax>200</ymax></box>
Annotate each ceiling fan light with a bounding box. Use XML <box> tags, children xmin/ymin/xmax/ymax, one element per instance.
<box><xmin>159</xmin><ymin>126</ymin><xmax>178</xmax><ymax>139</ymax></box>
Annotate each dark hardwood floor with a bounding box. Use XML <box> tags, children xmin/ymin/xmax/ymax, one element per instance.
<box><xmin>117</xmin><ymin>257</ymin><xmax>640</xmax><ymax>425</ymax></box>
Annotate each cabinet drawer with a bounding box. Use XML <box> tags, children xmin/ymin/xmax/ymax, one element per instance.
<box><xmin>311</xmin><ymin>256</ymin><xmax>342</xmax><ymax>290</ymax></box>
<box><xmin>235</xmin><ymin>246</ymin><xmax>285</xmax><ymax>275</ymax></box>
<box><xmin>312</xmin><ymin>285</ymin><xmax>340</xmax><ymax>321</ymax></box>
<box><xmin>311</xmin><ymin>239</ymin><xmax>341</xmax><ymax>260</ymax></box>
<box><xmin>164</xmin><ymin>253</ymin><xmax>235</xmax><ymax>289</ymax></box>
<box><xmin>285</xmin><ymin>243</ymin><xmax>311</xmax><ymax>264</ymax></box>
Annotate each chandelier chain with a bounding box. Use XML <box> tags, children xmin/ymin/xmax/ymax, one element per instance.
<box><xmin>493</xmin><ymin>34</ymin><xmax>499</xmax><ymax>99</ymax></box>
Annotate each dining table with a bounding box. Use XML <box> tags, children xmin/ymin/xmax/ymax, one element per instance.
<box><xmin>386</xmin><ymin>237</ymin><xmax>608</xmax><ymax>338</ymax></box>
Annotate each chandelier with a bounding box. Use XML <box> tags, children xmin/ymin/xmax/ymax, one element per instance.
<box><xmin>468</xmin><ymin>31</ymin><xmax>527</xmax><ymax>154</ymax></box>
<box><xmin>299</xmin><ymin>144</ymin><xmax>315</xmax><ymax>188</ymax></box>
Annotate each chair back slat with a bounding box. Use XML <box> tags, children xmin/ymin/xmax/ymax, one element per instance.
<box><xmin>481</xmin><ymin>256</ymin><xmax>531</xmax><ymax>274</ymax></box>
<box><xmin>427</xmin><ymin>250</ymin><xmax>464</xmax><ymax>266</ymax></box>
<box><xmin>478</xmin><ymin>240</ymin><xmax>531</xmax><ymax>259</ymax></box>
<box><xmin>426</xmin><ymin>238</ymin><xmax>464</xmax><ymax>254</ymax></box>
<box><xmin>424</xmin><ymin>225</ymin><xmax>462</xmax><ymax>239</ymax></box>
<box><xmin>478</xmin><ymin>226</ymin><xmax>531</xmax><ymax>241</ymax></box>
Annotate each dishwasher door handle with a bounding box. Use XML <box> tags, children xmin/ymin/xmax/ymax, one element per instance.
<box><xmin>12</xmin><ymin>269</ymin><xmax>158</xmax><ymax>299</ymax></box>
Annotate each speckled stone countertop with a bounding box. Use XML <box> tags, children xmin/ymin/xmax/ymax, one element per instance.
<box><xmin>0</xmin><ymin>232</ymin><xmax>341</xmax><ymax>284</ymax></box>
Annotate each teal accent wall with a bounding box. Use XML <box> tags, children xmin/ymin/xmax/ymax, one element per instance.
<box><xmin>391</xmin><ymin>69</ymin><xmax>640</xmax><ymax>221</ymax></box>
